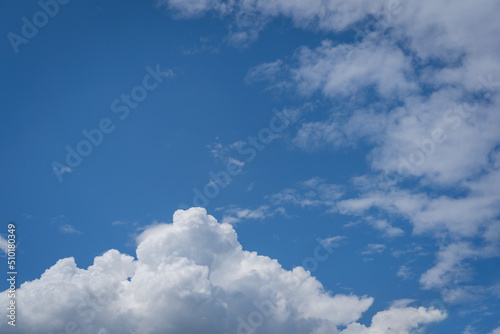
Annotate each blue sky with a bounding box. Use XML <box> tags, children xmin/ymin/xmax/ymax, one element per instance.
<box><xmin>1</xmin><ymin>0</ymin><xmax>500</xmax><ymax>333</ymax></box>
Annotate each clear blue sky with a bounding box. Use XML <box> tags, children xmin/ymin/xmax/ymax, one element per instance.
<box><xmin>1</xmin><ymin>1</ymin><xmax>500</xmax><ymax>333</ymax></box>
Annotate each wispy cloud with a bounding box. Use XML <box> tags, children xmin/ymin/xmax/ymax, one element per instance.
<box><xmin>269</xmin><ymin>177</ymin><xmax>343</xmax><ymax>209</ymax></box>
<box><xmin>111</xmin><ymin>220</ymin><xmax>127</xmax><ymax>226</ymax></box>
<box><xmin>0</xmin><ymin>235</ymin><xmax>8</xmax><ymax>255</ymax></box>
<box><xmin>362</xmin><ymin>243</ymin><xmax>386</xmax><ymax>256</ymax></box>
<box><xmin>59</xmin><ymin>224</ymin><xmax>82</xmax><ymax>235</ymax></box>
<box><xmin>320</xmin><ymin>236</ymin><xmax>346</xmax><ymax>248</ymax></box>
<box><xmin>219</xmin><ymin>205</ymin><xmax>285</xmax><ymax>225</ymax></box>
<box><xmin>397</xmin><ymin>266</ymin><xmax>412</xmax><ymax>280</ymax></box>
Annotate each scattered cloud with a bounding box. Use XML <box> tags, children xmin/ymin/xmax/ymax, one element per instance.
<box><xmin>340</xmin><ymin>305</ymin><xmax>446</xmax><ymax>334</ymax></box>
<box><xmin>59</xmin><ymin>224</ymin><xmax>82</xmax><ymax>235</ymax></box>
<box><xmin>219</xmin><ymin>204</ymin><xmax>285</xmax><ymax>224</ymax></box>
<box><xmin>491</xmin><ymin>326</ymin><xmax>500</xmax><ymax>334</ymax></box>
<box><xmin>390</xmin><ymin>299</ymin><xmax>416</xmax><ymax>308</ymax></box>
<box><xmin>0</xmin><ymin>235</ymin><xmax>8</xmax><ymax>255</ymax></box>
<box><xmin>369</xmin><ymin>218</ymin><xmax>404</xmax><ymax>238</ymax></box>
<box><xmin>320</xmin><ymin>236</ymin><xmax>346</xmax><ymax>248</ymax></box>
<box><xmin>246</xmin><ymin>59</ymin><xmax>284</xmax><ymax>83</ymax></box>
<box><xmin>397</xmin><ymin>266</ymin><xmax>412</xmax><ymax>280</ymax></box>
<box><xmin>177</xmin><ymin>0</ymin><xmax>500</xmax><ymax>304</ymax></box>
<box><xmin>112</xmin><ymin>221</ymin><xmax>127</xmax><ymax>226</ymax></box>
<box><xmin>362</xmin><ymin>243</ymin><xmax>386</xmax><ymax>256</ymax></box>
<box><xmin>207</xmin><ymin>137</ymin><xmax>246</xmax><ymax>169</ymax></box>
<box><xmin>245</xmin><ymin>182</ymin><xmax>255</xmax><ymax>192</ymax></box>
<box><xmin>269</xmin><ymin>177</ymin><xmax>343</xmax><ymax>209</ymax></box>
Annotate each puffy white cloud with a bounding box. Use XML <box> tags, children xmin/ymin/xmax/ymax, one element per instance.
<box><xmin>0</xmin><ymin>208</ymin><xmax>444</xmax><ymax>333</ymax></box>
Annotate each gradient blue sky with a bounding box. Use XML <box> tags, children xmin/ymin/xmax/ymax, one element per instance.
<box><xmin>1</xmin><ymin>1</ymin><xmax>500</xmax><ymax>333</ymax></box>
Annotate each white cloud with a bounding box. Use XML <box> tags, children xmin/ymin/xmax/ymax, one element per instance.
<box><xmin>0</xmin><ymin>208</ymin><xmax>444</xmax><ymax>333</ymax></box>
<box><xmin>157</xmin><ymin>0</ymin><xmax>219</xmax><ymax>18</ymax></box>
<box><xmin>397</xmin><ymin>266</ymin><xmax>412</xmax><ymax>280</ymax></box>
<box><xmin>362</xmin><ymin>244</ymin><xmax>386</xmax><ymax>256</ymax></box>
<box><xmin>269</xmin><ymin>177</ymin><xmax>343</xmax><ymax>209</ymax></box>
<box><xmin>491</xmin><ymin>326</ymin><xmax>500</xmax><ymax>334</ymax></box>
<box><xmin>336</xmin><ymin>168</ymin><xmax>500</xmax><ymax>238</ymax></box>
<box><xmin>340</xmin><ymin>305</ymin><xmax>446</xmax><ymax>334</ymax></box>
<box><xmin>158</xmin><ymin>0</ymin><xmax>385</xmax><ymax>45</ymax></box>
<box><xmin>0</xmin><ymin>235</ymin><xmax>8</xmax><ymax>254</ymax></box>
<box><xmin>371</xmin><ymin>219</ymin><xmax>404</xmax><ymax>238</ymax></box>
<box><xmin>390</xmin><ymin>299</ymin><xmax>416</xmax><ymax>309</ymax></box>
<box><xmin>320</xmin><ymin>236</ymin><xmax>345</xmax><ymax>248</ymax></box>
<box><xmin>111</xmin><ymin>220</ymin><xmax>126</xmax><ymax>226</ymax></box>
<box><xmin>208</xmin><ymin>138</ymin><xmax>247</xmax><ymax>170</ymax></box>
<box><xmin>220</xmin><ymin>204</ymin><xmax>285</xmax><ymax>224</ymax></box>
<box><xmin>464</xmin><ymin>325</ymin><xmax>477</xmax><ymax>334</ymax></box>
<box><xmin>155</xmin><ymin>0</ymin><xmax>500</xmax><ymax>322</ymax></box>
<box><xmin>419</xmin><ymin>242</ymin><xmax>478</xmax><ymax>291</ymax></box>
<box><xmin>59</xmin><ymin>224</ymin><xmax>82</xmax><ymax>234</ymax></box>
<box><xmin>290</xmin><ymin>40</ymin><xmax>416</xmax><ymax>99</ymax></box>
<box><xmin>337</xmin><ymin>184</ymin><xmax>500</xmax><ymax>292</ymax></box>
<box><xmin>246</xmin><ymin>59</ymin><xmax>285</xmax><ymax>84</ymax></box>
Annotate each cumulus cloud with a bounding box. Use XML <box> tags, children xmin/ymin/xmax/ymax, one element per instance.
<box><xmin>0</xmin><ymin>208</ymin><xmax>444</xmax><ymax>333</ymax></box>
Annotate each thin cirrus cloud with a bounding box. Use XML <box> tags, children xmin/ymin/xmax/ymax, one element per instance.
<box><xmin>0</xmin><ymin>208</ymin><xmax>445</xmax><ymax>333</ymax></box>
